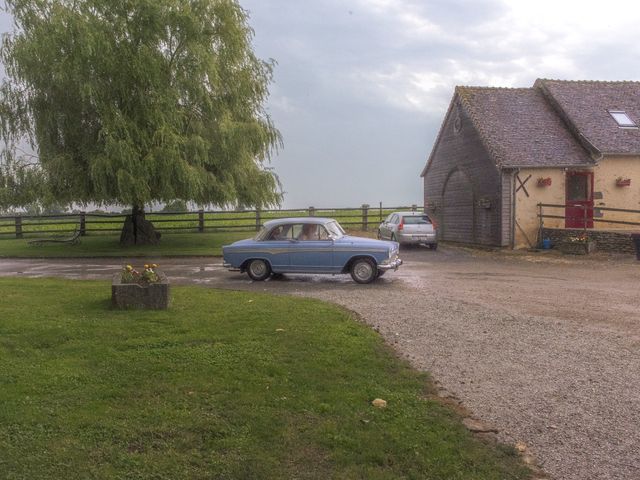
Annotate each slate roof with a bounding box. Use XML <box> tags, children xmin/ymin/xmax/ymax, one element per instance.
<box><xmin>456</xmin><ymin>86</ymin><xmax>593</xmax><ymax>168</ymax></box>
<box><xmin>535</xmin><ymin>79</ymin><xmax>640</xmax><ymax>155</ymax></box>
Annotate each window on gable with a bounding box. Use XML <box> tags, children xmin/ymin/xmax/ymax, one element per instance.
<box><xmin>608</xmin><ymin>110</ymin><xmax>637</xmax><ymax>128</ymax></box>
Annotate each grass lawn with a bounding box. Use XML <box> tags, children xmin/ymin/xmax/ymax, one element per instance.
<box><xmin>0</xmin><ymin>278</ymin><xmax>530</xmax><ymax>479</ymax></box>
<box><xmin>0</xmin><ymin>232</ymin><xmax>250</xmax><ymax>258</ymax></box>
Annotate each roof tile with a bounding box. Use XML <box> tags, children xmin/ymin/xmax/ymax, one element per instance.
<box><xmin>535</xmin><ymin>79</ymin><xmax>640</xmax><ymax>155</ymax></box>
<box><xmin>456</xmin><ymin>86</ymin><xmax>593</xmax><ymax>168</ymax></box>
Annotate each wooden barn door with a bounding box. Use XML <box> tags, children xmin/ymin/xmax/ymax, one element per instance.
<box><xmin>442</xmin><ymin>169</ymin><xmax>474</xmax><ymax>243</ymax></box>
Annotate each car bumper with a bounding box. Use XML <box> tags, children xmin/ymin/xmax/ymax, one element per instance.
<box><xmin>378</xmin><ymin>258</ymin><xmax>403</xmax><ymax>271</ymax></box>
<box><xmin>397</xmin><ymin>233</ymin><xmax>436</xmax><ymax>244</ymax></box>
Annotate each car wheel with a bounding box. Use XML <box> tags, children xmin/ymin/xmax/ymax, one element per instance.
<box><xmin>350</xmin><ymin>258</ymin><xmax>377</xmax><ymax>284</ymax></box>
<box><xmin>430</xmin><ymin>243</ymin><xmax>438</xmax><ymax>250</ymax></box>
<box><xmin>246</xmin><ymin>259</ymin><xmax>271</xmax><ymax>281</ymax></box>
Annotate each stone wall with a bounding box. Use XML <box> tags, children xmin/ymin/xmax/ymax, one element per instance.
<box><xmin>542</xmin><ymin>228</ymin><xmax>637</xmax><ymax>254</ymax></box>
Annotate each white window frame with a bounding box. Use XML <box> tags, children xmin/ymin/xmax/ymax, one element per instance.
<box><xmin>608</xmin><ymin>110</ymin><xmax>638</xmax><ymax>128</ymax></box>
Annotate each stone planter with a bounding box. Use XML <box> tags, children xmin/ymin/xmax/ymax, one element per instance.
<box><xmin>111</xmin><ymin>270</ymin><xmax>170</xmax><ymax>309</ymax></box>
<box><xmin>559</xmin><ymin>241</ymin><xmax>596</xmax><ymax>255</ymax></box>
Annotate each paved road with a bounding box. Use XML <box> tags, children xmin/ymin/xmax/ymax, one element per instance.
<box><xmin>1</xmin><ymin>247</ymin><xmax>639</xmax><ymax>480</ymax></box>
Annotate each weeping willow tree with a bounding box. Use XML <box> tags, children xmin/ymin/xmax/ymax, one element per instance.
<box><xmin>0</xmin><ymin>0</ymin><xmax>281</xmax><ymax>244</ymax></box>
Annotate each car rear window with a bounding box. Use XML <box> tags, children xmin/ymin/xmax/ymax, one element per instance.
<box><xmin>402</xmin><ymin>215</ymin><xmax>432</xmax><ymax>225</ymax></box>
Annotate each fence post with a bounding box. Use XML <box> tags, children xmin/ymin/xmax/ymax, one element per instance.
<box><xmin>411</xmin><ymin>204</ymin><xmax>417</xmax><ymax>212</ymax></box>
<box><xmin>198</xmin><ymin>209</ymin><xmax>204</xmax><ymax>233</ymax></box>
<box><xmin>80</xmin><ymin>211</ymin><xmax>86</xmax><ymax>236</ymax></box>
<box><xmin>308</xmin><ymin>206</ymin><xmax>315</xmax><ymax>217</ymax></box>
<box><xmin>361</xmin><ymin>204</ymin><xmax>369</xmax><ymax>231</ymax></box>
<box><xmin>537</xmin><ymin>203</ymin><xmax>543</xmax><ymax>247</ymax></box>
<box><xmin>255</xmin><ymin>207</ymin><xmax>261</xmax><ymax>231</ymax></box>
<box><xmin>537</xmin><ymin>204</ymin><xmax>543</xmax><ymax>230</ymax></box>
<box><xmin>15</xmin><ymin>215</ymin><xmax>22</xmax><ymax>239</ymax></box>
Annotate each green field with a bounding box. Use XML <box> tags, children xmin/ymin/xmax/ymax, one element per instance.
<box><xmin>0</xmin><ymin>210</ymin><xmax>390</xmax><ymax>258</ymax></box>
<box><xmin>0</xmin><ymin>232</ymin><xmax>250</xmax><ymax>258</ymax></box>
<box><xmin>0</xmin><ymin>278</ymin><xmax>529</xmax><ymax>479</ymax></box>
<box><xmin>0</xmin><ymin>228</ymin><xmax>379</xmax><ymax>258</ymax></box>
<box><xmin>0</xmin><ymin>207</ymin><xmax>407</xmax><ymax>238</ymax></box>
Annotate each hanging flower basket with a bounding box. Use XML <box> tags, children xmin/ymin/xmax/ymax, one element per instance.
<box><xmin>616</xmin><ymin>177</ymin><xmax>631</xmax><ymax>187</ymax></box>
<box><xmin>537</xmin><ymin>177</ymin><xmax>552</xmax><ymax>187</ymax></box>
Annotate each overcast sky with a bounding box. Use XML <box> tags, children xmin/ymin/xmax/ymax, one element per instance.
<box><xmin>2</xmin><ymin>1</ymin><xmax>640</xmax><ymax>209</ymax></box>
<box><xmin>241</xmin><ymin>0</ymin><xmax>640</xmax><ymax>208</ymax></box>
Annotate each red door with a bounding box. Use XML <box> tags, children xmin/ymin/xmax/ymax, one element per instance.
<box><xmin>565</xmin><ymin>171</ymin><xmax>594</xmax><ymax>228</ymax></box>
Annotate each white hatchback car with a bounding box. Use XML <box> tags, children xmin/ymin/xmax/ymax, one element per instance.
<box><xmin>377</xmin><ymin>212</ymin><xmax>438</xmax><ymax>249</ymax></box>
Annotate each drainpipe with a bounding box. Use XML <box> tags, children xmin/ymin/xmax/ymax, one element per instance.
<box><xmin>511</xmin><ymin>169</ymin><xmax>519</xmax><ymax>249</ymax></box>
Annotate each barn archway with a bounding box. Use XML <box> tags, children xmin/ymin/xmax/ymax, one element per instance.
<box><xmin>442</xmin><ymin>168</ymin><xmax>474</xmax><ymax>243</ymax></box>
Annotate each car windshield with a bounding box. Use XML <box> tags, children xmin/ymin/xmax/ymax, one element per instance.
<box><xmin>402</xmin><ymin>215</ymin><xmax>432</xmax><ymax>225</ymax></box>
<box><xmin>325</xmin><ymin>221</ymin><xmax>345</xmax><ymax>238</ymax></box>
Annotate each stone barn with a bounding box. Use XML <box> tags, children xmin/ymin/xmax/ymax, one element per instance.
<box><xmin>422</xmin><ymin>79</ymin><xmax>640</xmax><ymax>250</ymax></box>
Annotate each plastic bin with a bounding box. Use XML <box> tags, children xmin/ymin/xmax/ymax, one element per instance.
<box><xmin>632</xmin><ymin>234</ymin><xmax>640</xmax><ymax>261</ymax></box>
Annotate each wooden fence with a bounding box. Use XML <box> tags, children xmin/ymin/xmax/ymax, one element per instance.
<box><xmin>538</xmin><ymin>203</ymin><xmax>640</xmax><ymax>233</ymax></box>
<box><xmin>0</xmin><ymin>204</ymin><xmax>422</xmax><ymax>239</ymax></box>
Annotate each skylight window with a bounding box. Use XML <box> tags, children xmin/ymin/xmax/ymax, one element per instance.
<box><xmin>608</xmin><ymin>110</ymin><xmax>637</xmax><ymax>128</ymax></box>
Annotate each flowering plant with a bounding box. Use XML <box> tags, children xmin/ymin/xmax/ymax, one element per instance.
<box><xmin>121</xmin><ymin>264</ymin><xmax>160</xmax><ymax>284</ymax></box>
<box><xmin>565</xmin><ymin>234</ymin><xmax>588</xmax><ymax>243</ymax></box>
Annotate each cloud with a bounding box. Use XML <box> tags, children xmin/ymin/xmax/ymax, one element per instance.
<box><xmin>2</xmin><ymin>1</ymin><xmax>639</xmax><ymax>207</ymax></box>
<box><xmin>240</xmin><ymin>0</ymin><xmax>640</xmax><ymax>206</ymax></box>
<box><xmin>337</xmin><ymin>0</ymin><xmax>640</xmax><ymax>113</ymax></box>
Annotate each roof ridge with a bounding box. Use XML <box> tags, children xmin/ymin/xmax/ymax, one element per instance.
<box><xmin>536</xmin><ymin>78</ymin><xmax>640</xmax><ymax>85</ymax></box>
<box><xmin>456</xmin><ymin>85</ymin><xmax>531</xmax><ymax>91</ymax></box>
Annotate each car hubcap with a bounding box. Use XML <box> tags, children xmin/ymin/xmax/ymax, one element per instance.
<box><xmin>250</xmin><ymin>261</ymin><xmax>266</xmax><ymax>276</ymax></box>
<box><xmin>354</xmin><ymin>262</ymin><xmax>373</xmax><ymax>281</ymax></box>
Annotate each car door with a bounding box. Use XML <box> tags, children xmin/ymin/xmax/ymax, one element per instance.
<box><xmin>380</xmin><ymin>213</ymin><xmax>394</xmax><ymax>239</ymax></box>
<box><xmin>288</xmin><ymin>224</ymin><xmax>335</xmax><ymax>273</ymax></box>
<box><xmin>386</xmin><ymin>214</ymin><xmax>399</xmax><ymax>239</ymax></box>
<box><xmin>258</xmin><ymin>225</ymin><xmax>292</xmax><ymax>271</ymax></box>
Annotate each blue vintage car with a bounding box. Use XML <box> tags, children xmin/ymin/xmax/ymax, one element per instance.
<box><xmin>222</xmin><ymin>217</ymin><xmax>402</xmax><ymax>283</ymax></box>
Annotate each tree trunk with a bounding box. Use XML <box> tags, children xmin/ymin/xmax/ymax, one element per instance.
<box><xmin>120</xmin><ymin>205</ymin><xmax>161</xmax><ymax>246</ymax></box>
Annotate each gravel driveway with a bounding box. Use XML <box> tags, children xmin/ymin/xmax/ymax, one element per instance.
<box><xmin>1</xmin><ymin>246</ymin><xmax>639</xmax><ymax>480</ymax></box>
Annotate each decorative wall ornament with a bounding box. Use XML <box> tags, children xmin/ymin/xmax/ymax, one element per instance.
<box><xmin>453</xmin><ymin>115</ymin><xmax>462</xmax><ymax>133</ymax></box>
<box><xmin>478</xmin><ymin>197</ymin><xmax>492</xmax><ymax>209</ymax></box>
<box><xmin>515</xmin><ymin>173</ymin><xmax>532</xmax><ymax>197</ymax></box>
